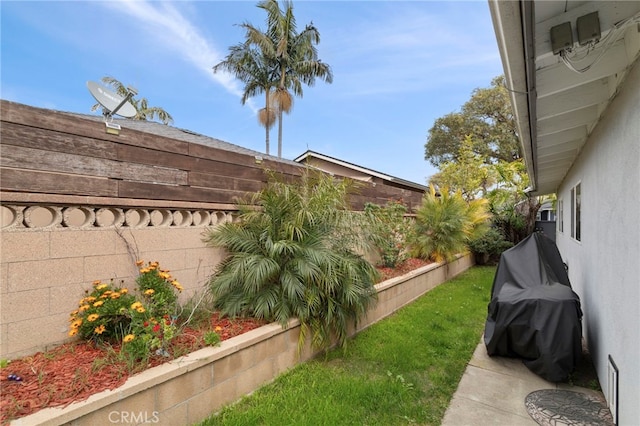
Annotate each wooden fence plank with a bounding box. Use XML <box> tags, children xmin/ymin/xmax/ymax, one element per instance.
<box><xmin>118</xmin><ymin>181</ymin><xmax>247</xmax><ymax>204</ymax></box>
<box><xmin>1</xmin><ymin>145</ymin><xmax>188</xmax><ymax>185</ymax></box>
<box><xmin>1</xmin><ymin>121</ymin><xmax>118</xmax><ymax>160</ymax></box>
<box><xmin>117</xmin><ymin>144</ymin><xmax>268</xmax><ymax>181</ymax></box>
<box><xmin>189</xmin><ymin>172</ymin><xmax>265</xmax><ymax>192</ymax></box>
<box><xmin>0</xmin><ymin>168</ymin><xmax>118</xmax><ymax>197</ymax></box>
<box><xmin>1</xmin><ymin>100</ymin><xmax>123</xmax><ymax>142</ymax></box>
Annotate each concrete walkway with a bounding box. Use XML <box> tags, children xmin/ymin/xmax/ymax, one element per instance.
<box><xmin>441</xmin><ymin>341</ymin><xmax>607</xmax><ymax>425</ymax></box>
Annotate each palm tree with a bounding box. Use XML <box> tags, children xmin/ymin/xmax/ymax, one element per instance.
<box><xmin>215</xmin><ymin>0</ymin><xmax>332</xmax><ymax>158</ymax></box>
<box><xmin>213</xmin><ymin>41</ymin><xmax>277</xmax><ymax>155</ymax></box>
<box><xmin>409</xmin><ymin>185</ymin><xmax>490</xmax><ymax>263</ymax></box>
<box><xmin>258</xmin><ymin>0</ymin><xmax>333</xmax><ymax>158</ymax></box>
<box><xmin>91</xmin><ymin>76</ymin><xmax>173</xmax><ymax>125</ymax></box>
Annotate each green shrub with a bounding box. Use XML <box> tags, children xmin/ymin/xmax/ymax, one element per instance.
<box><xmin>204</xmin><ymin>169</ymin><xmax>379</xmax><ymax>351</ymax></box>
<box><xmin>364</xmin><ymin>201</ymin><xmax>412</xmax><ymax>267</ymax></box>
<box><xmin>468</xmin><ymin>227</ymin><xmax>512</xmax><ymax>265</ymax></box>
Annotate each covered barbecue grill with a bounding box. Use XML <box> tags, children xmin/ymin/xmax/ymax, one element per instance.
<box><xmin>484</xmin><ymin>232</ymin><xmax>583</xmax><ymax>382</ymax></box>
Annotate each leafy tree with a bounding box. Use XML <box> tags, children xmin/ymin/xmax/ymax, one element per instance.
<box><xmin>203</xmin><ymin>169</ymin><xmax>378</xmax><ymax>351</ymax></box>
<box><xmin>425</xmin><ymin>76</ymin><xmax>520</xmax><ymax>167</ymax></box>
<box><xmin>408</xmin><ymin>185</ymin><xmax>490</xmax><ymax>263</ymax></box>
<box><xmin>91</xmin><ymin>76</ymin><xmax>173</xmax><ymax>125</ymax></box>
<box><xmin>487</xmin><ymin>159</ymin><xmax>546</xmax><ymax>244</ymax></box>
<box><xmin>429</xmin><ymin>135</ymin><xmax>495</xmax><ymax>201</ymax></box>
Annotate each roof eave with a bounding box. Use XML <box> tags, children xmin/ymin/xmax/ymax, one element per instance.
<box><xmin>489</xmin><ymin>0</ymin><xmax>539</xmax><ymax>193</ymax></box>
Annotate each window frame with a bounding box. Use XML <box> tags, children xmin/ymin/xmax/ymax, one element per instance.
<box><xmin>558</xmin><ymin>199</ymin><xmax>564</xmax><ymax>233</ymax></box>
<box><xmin>570</xmin><ymin>183</ymin><xmax>581</xmax><ymax>241</ymax></box>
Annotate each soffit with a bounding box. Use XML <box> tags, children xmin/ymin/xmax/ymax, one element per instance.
<box><xmin>492</xmin><ymin>1</ymin><xmax>640</xmax><ymax>195</ymax></box>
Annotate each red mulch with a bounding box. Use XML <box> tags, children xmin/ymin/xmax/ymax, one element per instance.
<box><xmin>0</xmin><ymin>258</ymin><xmax>429</xmax><ymax>423</ymax></box>
<box><xmin>376</xmin><ymin>257</ymin><xmax>431</xmax><ymax>281</ymax></box>
<box><xmin>0</xmin><ymin>313</ymin><xmax>265</xmax><ymax>423</ymax></box>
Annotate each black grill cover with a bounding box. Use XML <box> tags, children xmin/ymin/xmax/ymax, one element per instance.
<box><xmin>484</xmin><ymin>232</ymin><xmax>583</xmax><ymax>382</ymax></box>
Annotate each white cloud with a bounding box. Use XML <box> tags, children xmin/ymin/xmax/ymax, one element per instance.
<box><xmin>101</xmin><ymin>0</ymin><xmax>258</xmax><ymax>112</ymax></box>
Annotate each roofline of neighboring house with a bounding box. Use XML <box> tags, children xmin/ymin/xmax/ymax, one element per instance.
<box><xmin>294</xmin><ymin>150</ymin><xmax>428</xmax><ymax>192</ymax></box>
<box><xmin>488</xmin><ymin>0</ymin><xmax>538</xmax><ymax>192</ymax></box>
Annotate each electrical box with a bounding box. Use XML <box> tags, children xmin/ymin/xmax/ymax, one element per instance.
<box><xmin>551</xmin><ymin>22</ymin><xmax>573</xmax><ymax>54</ymax></box>
<box><xmin>577</xmin><ymin>11</ymin><xmax>601</xmax><ymax>45</ymax></box>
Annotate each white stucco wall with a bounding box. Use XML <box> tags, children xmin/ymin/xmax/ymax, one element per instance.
<box><xmin>555</xmin><ymin>60</ymin><xmax>639</xmax><ymax>425</ymax></box>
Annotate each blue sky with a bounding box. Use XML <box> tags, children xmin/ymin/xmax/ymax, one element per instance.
<box><xmin>1</xmin><ymin>0</ymin><xmax>503</xmax><ymax>185</ymax></box>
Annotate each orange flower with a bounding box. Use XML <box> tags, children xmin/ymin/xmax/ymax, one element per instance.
<box><xmin>71</xmin><ymin>319</ymin><xmax>83</xmax><ymax>329</ymax></box>
<box><xmin>94</xmin><ymin>325</ymin><xmax>106</xmax><ymax>335</ymax></box>
<box><xmin>68</xmin><ymin>329</ymin><xmax>78</xmax><ymax>337</ymax></box>
<box><xmin>110</xmin><ymin>292</ymin><xmax>121</xmax><ymax>299</ymax></box>
<box><xmin>159</xmin><ymin>272</ymin><xmax>171</xmax><ymax>280</ymax></box>
<box><xmin>171</xmin><ymin>280</ymin><xmax>183</xmax><ymax>292</ymax></box>
<box><xmin>136</xmin><ymin>307</ymin><xmax>146</xmax><ymax>313</ymax></box>
<box><xmin>93</xmin><ymin>300</ymin><xmax>104</xmax><ymax>307</ymax></box>
<box><xmin>92</xmin><ymin>280</ymin><xmax>101</xmax><ymax>286</ymax></box>
<box><xmin>135</xmin><ymin>260</ymin><xmax>145</xmax><ymax>266</ymax></box>
<box><xmin>120</xmin><ymin>288</ymin><xmax>129</xmax><ymax>294</ymax></box>
<box><xmin>214</xmin><ymin>326</ymin><xmax>222</xmax><ymax>332</ymax></box>
<box><xmin>78</xmin><ymin>305</ymin><xmax>90</xmax><ymax>313</ymax></box>
<box><xmin>131</xmin><ymin>302</ymin><xmax>143</xmax><ymax>310</ymax></box>
<box><xmin>123</xmin><ymin>334</ymin><xmax>135</xmax><ymax>343</ymax></box>
<box><xmin>144</xmin><ymin>289</ymin><xmax>155</xmax><ymax>296</ymax></box>
<box><xmin>87</xmin><ymin>314</ymin><xmax>99</xmax><ymax>322</ymax></box>
<box><xmin>96</xmin><ymin>284</ymin><xmax>108</xmax><ymax>291</ymax></box>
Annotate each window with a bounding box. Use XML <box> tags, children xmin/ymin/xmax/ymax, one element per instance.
<box><xmin>570</xmin><ymin>183</ymin><xmax>581</xmax><ymax>241</ymax></box>
<box><xmin>558</xmin><ymin>199</ymin><xmax>564</xmax><ymax>232</ymax></box>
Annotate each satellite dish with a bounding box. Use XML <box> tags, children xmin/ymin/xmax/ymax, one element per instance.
<box><xmin>87</xmin><ymin>81</ymin><xmax>137</xmax><ymax>118</ymax></box>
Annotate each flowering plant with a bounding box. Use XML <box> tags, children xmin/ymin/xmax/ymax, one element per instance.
<box><xmin>69</xmin><ymin>280</ymin><xmax>136</xmax><ymax>342</ymax></box>
<box><xmin>69</xmin><ymin>260</ymin><xmax>183</xmax><ymax>362</ymax></box>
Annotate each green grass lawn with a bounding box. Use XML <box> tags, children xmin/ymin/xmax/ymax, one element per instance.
<box><xmin>198</xmin><ymin>266</ymin><xmax>496</xmax><ymax>426</ymax></box>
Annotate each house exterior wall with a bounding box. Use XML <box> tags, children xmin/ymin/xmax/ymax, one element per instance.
<box><xmin>555</xmin><ymin>60</ymin><xmax>639</xmax><ymax>425</ymax></box>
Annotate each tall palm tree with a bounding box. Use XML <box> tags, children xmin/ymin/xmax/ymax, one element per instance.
<box><xmin>258</xmin><ymin>0</ymin><xmax>333</xmax><ymax>158</ymax></box>
<box><xmin>215</xmin><ymin>0</ymin><xmax>332</xmax><ymax>158</ymax></box>
<box><xmin>91</xmin><ymin>76</ymin><xmax>173</xmax><ymax>125</ymax></box>
<box><xmin>213</xmin><ymin>41</ymin><xmax>277</xmax><ymax>155</ymax></box>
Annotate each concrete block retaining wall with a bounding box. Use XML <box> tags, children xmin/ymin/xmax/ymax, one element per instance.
<box><xmin>10</xmin><ymin>254</ymin><xmax>473</xmax><ymax>426</ymax></box>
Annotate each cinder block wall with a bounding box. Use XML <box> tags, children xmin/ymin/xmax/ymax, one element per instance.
<box><xmin>0</xmin><ymin>204</ymin><xmax>230</xmax><ymax>359</ymax></box>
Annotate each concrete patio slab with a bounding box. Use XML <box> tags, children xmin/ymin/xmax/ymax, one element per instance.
<box><xmin>441</xmin><ymin>340</ymin><xmax>608</xmax><ymax>426</ymax></box>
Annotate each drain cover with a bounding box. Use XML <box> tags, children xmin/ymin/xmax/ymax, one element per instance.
<box><xmin>525</xmin><ymin>389</ymin><xmax>613</xmax><ymax>426</ymax></box>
